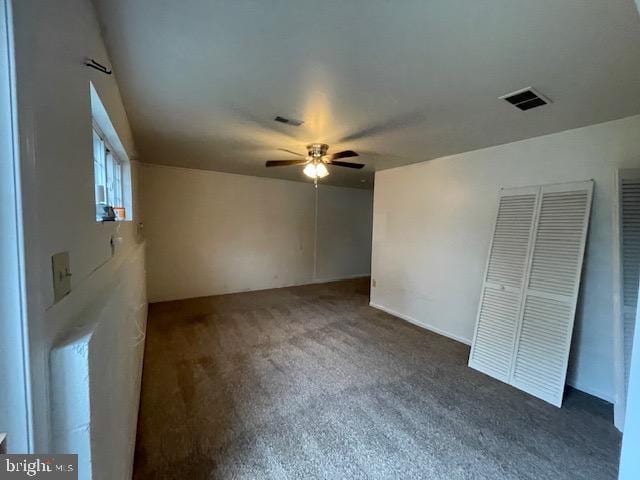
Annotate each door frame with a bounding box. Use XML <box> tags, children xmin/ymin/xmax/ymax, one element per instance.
<box><xmin>0</xmin><ymin>0</ymin><xmax>33</xmax><ymax>452</ymax></box>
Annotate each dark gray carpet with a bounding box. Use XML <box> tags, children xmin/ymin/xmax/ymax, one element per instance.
<box><xmin>134</xmin><ymin>278</ymin><xmax>620</xmax><ymax>479</ymax></box>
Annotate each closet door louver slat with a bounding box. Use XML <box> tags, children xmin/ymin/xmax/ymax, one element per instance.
<box><xmin>470</xmin><ymin>181</ymin><xmax>593</xmax><ymax>407</ymax></box>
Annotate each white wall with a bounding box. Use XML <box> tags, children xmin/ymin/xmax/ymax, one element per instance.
<box><xmin>11</xmin><ymin>0</ymin><xmax>146</xmax><ymax>472</ymax></box>
<box><xmin>141</xmin><ymin>163</ymin><xmax>373</xmax><ymax>303</ymax></box>
<box><xmin>49</xmin><ymin>246</ymin><xmax>146</xmax><ymax>479</ymax></box>
<box><xmin>371</xmin><ymin>114</ymin><xmax>640</xmax><ymax>403</ymax></box>
<box><xmin>316</xmin><ymin>184</ymin><xmax>374</xmax><ymax>282</ymax></box>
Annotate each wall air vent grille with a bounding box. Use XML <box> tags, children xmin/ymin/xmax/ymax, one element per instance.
<box><xmin>500</xmin><ymin>87</ymin><xmax>551</xmax><ymax>111</ymax></box>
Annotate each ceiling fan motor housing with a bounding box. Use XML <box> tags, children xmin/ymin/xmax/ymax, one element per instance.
<box><xmin>307</xmin><ymin>143</ymin><xmax>329</xmax><ymax>158</ymax></box>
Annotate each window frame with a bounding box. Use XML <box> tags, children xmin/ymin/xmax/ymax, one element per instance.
<box><xmin>92</xmin><ymin>121</ymin><xmax>126</xmax><ymax>222</ymax></box>
<box><xmin>90</xmin><ymin>82</ymin><xmax>133</xmax><ymax>223</ymax></box>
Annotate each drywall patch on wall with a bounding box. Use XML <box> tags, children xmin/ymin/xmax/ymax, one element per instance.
<box><xmin>371</xmin><ymin>114</ymin><xmax>640</xmax><ymax>403</ymax></box>
<box><xmin>141</xmin><ymin>164</ymin><xmax>374</xmax><ymax>303</ymax></box>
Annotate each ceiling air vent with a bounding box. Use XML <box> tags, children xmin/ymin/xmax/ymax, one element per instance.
<box><xmin>500</xmin><ymin>87</ymin><xmax>551</xmax><ymax>111</ymax></box>
<box><xmin>274</xmin><ymin>116</ymin><xmax>304</xmax><ymax>126</ymax></box>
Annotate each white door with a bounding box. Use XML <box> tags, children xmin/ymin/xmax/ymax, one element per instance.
<box><xmin>469</xmin><ymin>187</ymin><xmax>538</xmax><ymax>382</ymax></box>
<box><xmin>510</xmin><ymin>183</ymin><xmax>593</xmax><ymax>406</ymax></box>
<box><xmin>470</xmin><ymin>181</ymin><xmax>593</xmax><ymax>407</ymax></box>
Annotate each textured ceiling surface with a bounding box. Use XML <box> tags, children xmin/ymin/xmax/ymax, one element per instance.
<box><xmin>94</xmin><ymin>0</ymin><xmax>640</xmax><ymax>188</ymax></box>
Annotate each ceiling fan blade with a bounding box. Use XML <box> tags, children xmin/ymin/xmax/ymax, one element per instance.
<box><xmin>338</xmin><ymin>110</ymin><xmax>427</xmax><ymax>143</ymax></box>
<box><xmin>265</xmin><ymin>160</ymin><xmax>308</xmax><ymax>167</ymax></box>
<box><xmin>325</xmin><ymin>150</ymin><xmax>359</xmax><ymax>161</ymax></box>
<box><xmin>328</xmin><ymin>160</ymin><xmax>365</xmax><ymax>169</ymax></box>
<box><xmin>277</xmin><ymin>148</ymin><xmax>305</xmax><ymax>157</ymax></box>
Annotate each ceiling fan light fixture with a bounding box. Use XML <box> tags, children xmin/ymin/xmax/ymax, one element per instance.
<box><xmin>303</xmin><ymin>163</ymin><xmax>317</xmax><ymax>178</ymax></box>
<box><xmin>316</xmin><ymin>162</ymin><xmax>329</xmax><ymax>178</ymax></box>
<box><xmin>303</xmin><ymin>162</ymin><xmax>329</xmax><ymax>179</ymax></box>
<box><xmin>266</xmin><ymin>143</ymin><xmax>362</xmax><ymax>180</ymax></box>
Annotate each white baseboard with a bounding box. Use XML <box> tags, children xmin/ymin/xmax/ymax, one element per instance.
<box><xmin>369</xmin><ymin>302</ymin><xmax>472</xmax><ymax>346</ymax></box>
<box><xmin>369</xmin><ymin>301</ymin><xmax>615</xmax><ymax>405</ymax></box>
<box><xmin>313</xmin><ymin>273</ymin><xmax>370</xmax><ymax>284</ymax></box>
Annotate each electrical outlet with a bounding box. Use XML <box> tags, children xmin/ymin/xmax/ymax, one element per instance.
<box><xmin>52</xmin><ymin>252</ymin><xmax>71</xmax><ymax>302</ymax></box>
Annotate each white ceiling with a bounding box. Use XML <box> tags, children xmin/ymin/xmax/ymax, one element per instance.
<box><xmin>94</xmin><ymin>0</ymin><xmax>640</xmax><ymax>188</ymax></box>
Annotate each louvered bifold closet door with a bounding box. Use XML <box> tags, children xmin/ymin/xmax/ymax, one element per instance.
<box><xmin>621</xmin><ymin>175</ymin><xmax>640</xmax><ymax>394</ymax></box>
<box><xmin>510</xmin><ymin>181</ymin><xmax>593</xmax><ymax>406</ymax></box>
<box><xmin>468</xmin><ymin>187</ymin><xmax>539</xmax><ymax>382</ymax></box>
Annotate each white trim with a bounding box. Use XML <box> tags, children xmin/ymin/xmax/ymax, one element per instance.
<box><xmin>369</xmin><ymin>302</ymin><xmax>472</xmax><ymax>346</ymax></box>
<box><xmin>613</xmin><ymin>167</ymin><xmax>625</xmax><ymax>430</ymax></box>
<box><xmin>0</xmin><ymin>0</ymin><xmax>33</xmax><ymax>452</ymax></box>
<box><xmin>90</xmin><ymin>84</ymin><xmax>130</xmax><ymax>163</ymax></box>
<box><xmin>12</xmin><ymin>6</ymin><xmax>46</xmax><ymax>453</ymax></box>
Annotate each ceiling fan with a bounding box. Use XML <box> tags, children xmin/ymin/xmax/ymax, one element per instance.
<box><xmin>265</xmin><ymin>143</ymin><xmax>364</xmax><ymax>183</ymax></box>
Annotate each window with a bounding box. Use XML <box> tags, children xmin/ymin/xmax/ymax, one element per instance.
<box><xmin>90</xmin><ymin>82</ymin><xmax>133</xmax><ymax>222</ymax></box>
<box><xmin>92</xmin><ymin>124</ymin><xmax>126</xmax><ymax>221</ymax></box>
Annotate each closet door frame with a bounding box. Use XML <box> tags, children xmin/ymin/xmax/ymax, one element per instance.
<box><xmin>613</xmin><ymin>168</ymin><xmax>640</xmax><ymax>431</ymax></box>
